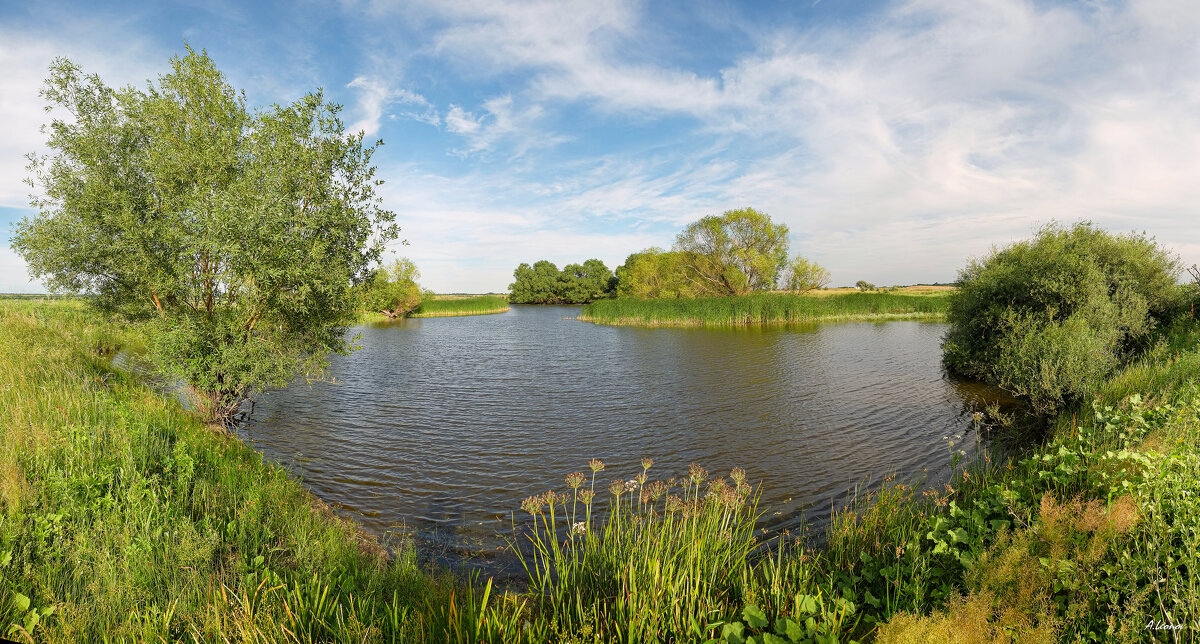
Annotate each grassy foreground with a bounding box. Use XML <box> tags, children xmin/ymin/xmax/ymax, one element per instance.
<box><xmin>579</xmin><ymin>292</ymin><xmax>950</xmax><ymax>327</ymax></box>
<box><xmin>411</xmin><ymin>295</ymin><xmax>509</xmax><ymax>318</ymax></box>
<box><xmin>4</xmin><ymin>298</ymin><xmax>1200</xmax><ymax>642</ymax></box>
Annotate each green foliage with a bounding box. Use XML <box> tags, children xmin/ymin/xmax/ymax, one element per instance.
<box><xmin>580</xmin><ymin>292</ymin><xmax>950</xmax><ymax>327</ymax></box>
<box><xmin>783</xmin><ymin>256</ymin><xmax>831</xmax><ymax>294</ymax></box>
<box><xmin>944</xmin><ymin>222</ymin><xmax>1181</xmax><ymax>413</ymax></box>
<box><xmin>614</xmin><ymin>248</ymin><xmax>696</xmax><ymax>299</ymax></box>
<box><xmin>854</xmin><ymin>280</ymin><xmax>875</xmax><ymax>291</ymax></box>
<box><xmin>558</xmin><ymin>259</ymin><xmax>615</xmax><ymax>304</ymax></box>
<box><xmin>411</xmin><ymin>295</ymin><xmax>509</xmax><ymax>317</ymax></box>
<box><xmin>674</xmin><ymin>208</ymin><xmax>790</xmax><ymax>296</ymax></box>
<box><xmin>359</xmin><ymin>258</ymin><xmax>423</xmax><ymax>318</ymax></box>
<box><xmin>508</xmin><ymin>259</ymin><xmax>614</xmax><ymax>304</ymax></box>
<box><xmin>509</xmin><ymin>260</ymin><xmax>564</xmax><ymax>304</ymax></box>
<box><xmin>0</xmin><ymin>299</ymin><xmax>518</xmax><ymax>643</ymax></box>
<box><xmin>12</xmin><ymin>47</ymin><xmax>398</xmax><ymax>423</ymax></box>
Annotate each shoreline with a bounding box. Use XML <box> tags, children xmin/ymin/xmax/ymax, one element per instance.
<box><xmin>576</xmin><ymin>311</ymin><xmax>947</xmax><ymax>327</ymax></box>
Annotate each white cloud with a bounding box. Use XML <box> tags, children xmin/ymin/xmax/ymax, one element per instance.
<box><xmin>345</xmin><ymin>75</ymin><xmax>438</xmax><ymax>136</ymax></box>
<box><xmin>0</xmin><ymin>245</ymin><xmax>43</xmax><ymax>294</ymax></box>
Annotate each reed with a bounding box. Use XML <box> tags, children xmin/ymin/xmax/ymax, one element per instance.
<box><xmin>579</xmin><ymin>292</ymin><xmax>950</xmax><ymax>327</ymax></box>
<box><xmin>411</xmin><ymin>295</ymin><xmax>509</xmax><ymax>318</ymax></box>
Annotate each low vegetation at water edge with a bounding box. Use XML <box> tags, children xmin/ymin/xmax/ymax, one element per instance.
<box><xmin>411</xmin><ymin>295</ymin><xmax>510</xmax><ymax>317</ymax></box>
<box><xmin>578</xmin><ymin>291</ymin><xmax>951</xmax><ymax>327</ymax></box>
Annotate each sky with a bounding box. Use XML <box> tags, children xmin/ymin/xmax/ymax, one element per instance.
<box><xmin>2</xmin><ymin>0</ymin><xmax>1199</xmax><ymax>293</ymax></box>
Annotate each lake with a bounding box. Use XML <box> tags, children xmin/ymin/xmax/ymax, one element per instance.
<box><xmin>240</xmin><ymin>305</ymin><xmax>1007</xmax><ymax>572</ymax></box>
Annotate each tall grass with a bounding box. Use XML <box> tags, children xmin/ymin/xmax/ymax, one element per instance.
<box><xmin>411</xmin><ymin>295</ymin><xmax>509</xmax><ymax>318</ymax></box>
<box><xmin>579</xmin><ymin>292</ymin><xmax>950</xmax><ymax>327</ymax></box>
<box><xmin>0</xmin><ymin>298</ymin><xmax>521</xmax><ymax>643</ymax></box>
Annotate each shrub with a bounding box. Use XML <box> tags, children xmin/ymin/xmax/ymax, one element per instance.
<box><xmin>943</xmin><ymin>222</ymin><xmax>1181</xmax><ymax>413</ymax></box>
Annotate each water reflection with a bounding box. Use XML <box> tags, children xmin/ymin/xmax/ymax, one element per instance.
<box><xmin>240</xmin><ymin>305</ymin><xmax>1012</xmax><ymax>572</ymax></box>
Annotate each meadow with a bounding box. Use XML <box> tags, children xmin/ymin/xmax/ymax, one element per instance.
<box><xmin>3</xmin><ymin>296</ymin><xmax>1199</xmax><ymax>642</ymax></box>
<box><xmin>578</xmin><ymin>292</ymin><xmax>951</xmax><ymax>327</ymax></box>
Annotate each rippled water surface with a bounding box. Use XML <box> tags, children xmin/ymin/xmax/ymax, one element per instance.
<box><xmin>241</xmin><ymin>305</ymin><xmax>1006</xmax><ymax>570</ymax></box>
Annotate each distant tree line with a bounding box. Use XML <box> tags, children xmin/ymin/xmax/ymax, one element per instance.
<box><xmin>510</xmin><ymin>208</ymin><xmax>829</xmax><ymax>304</ymax></box>
<box><xmin>508</xmin><ymin>259</ymin><xmax>616</xmax><ymax>304</ymax></box>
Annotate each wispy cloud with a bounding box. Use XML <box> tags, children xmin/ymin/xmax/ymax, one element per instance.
<box><xmin>345</xmin><ymin>75</ymin><xmax>438</xmax><ymax>136</ymax></box>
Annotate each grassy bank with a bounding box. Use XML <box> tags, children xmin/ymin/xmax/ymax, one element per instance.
<box><xmin>411</xmin><ymin>295</ymin><xmax>509</xmax><ymax>318</ymax></box>
<box><xmin>0</xmin><ymin>299</ymin><xmax>521</xmax><ymax>642</ymax></box>
<box><xmin>579</xmin><ymin>292</ymin><xmax>950</xmax><ymax>327</ymax></box>
<box><xmin>4</xmin><ymin>297</ymin><xmax>1199</xmax><ymax>642</ymax></box>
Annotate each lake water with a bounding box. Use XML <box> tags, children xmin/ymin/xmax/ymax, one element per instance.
<box><xmin>240</xmin><ymin>305</ymin><xmax>1007</xmax><ymax>572</ymax></box>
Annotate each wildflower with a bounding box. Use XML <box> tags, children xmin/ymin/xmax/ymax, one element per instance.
<box><xmin>972</xmin><ymin>411</ymin><xmax>984</xmax><ymax>422</ymax></box>
<box><xmin>665</xmin><ymin>495</ymin><xmax>683</xmax><ymax>513</ymax></box>
<box><xmin>646</xmin><ymin>480</ymin><xmax>668</xmax><ymax>502</ymax></box>
<box><xmin>521</xmin><ymin>495</ymin><xmax>543</xmax><ymax>515</ymax></box>
<box><xmin>571</xmin><ymin>521</ymin><xmax>586</xmax><ymax>536</ymax></box>
<box><xmin>609</xmin><ymin>480</ymin><xmax>625</xmax><ymax>497</ymax></box>
<box><xmin>589</xmin><ymin>459</ymin><xmax>605</xmax><ymax>472</ymax></box>
<box><xmin>688</xmin><ymin>463</ymin><xmax>707</xmax><ymax>485</ymax></box>
<box><xmin>641</xmin><ymin>457</ymin><xmax>653</xmax><ymax>471</ymax></box>
<box><xmin>730</xmin><ymin>467</ymin><xmax>746</xmax><ymax>485</ymax></box>
<box><xmin>579</xmin><ymin>490</ymin><xmax>594</xmax><ymax>505</ymax></box>
<box><xmin>565</xmin><ymin>472</ymin><xmax>586</xmax><ymax>489</ymax></box>
<box><xmin>635</xmin><ymin>473</ymin><xmax>647</xmax><ymax>486</ymax></box>
<box><xmin>624</xmin><ymin>478</ymin><xmax>639</xmax><ymax>493</ymax></box>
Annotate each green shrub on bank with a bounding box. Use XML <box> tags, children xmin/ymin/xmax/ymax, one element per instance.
<box><xmin>944</xmin><ymin>222</ymin><xmax>1182</xmax><ymax>413</ymax></box>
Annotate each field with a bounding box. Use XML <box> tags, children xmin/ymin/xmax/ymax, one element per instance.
<box><xmin>579</xmin><ymin>292</ymin><xmax>951</xmax><ymax>327</ymax></box>
<box><xmin>4</xmin><ymin>296</ymin><xmax>1199</xmax><ymax>642</ymax></box>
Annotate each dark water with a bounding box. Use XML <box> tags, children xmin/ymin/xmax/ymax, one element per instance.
<box><xmin>240</xmin><ymin>305</ymin><xmax>1008</xmax><ymax>571</ymax></box>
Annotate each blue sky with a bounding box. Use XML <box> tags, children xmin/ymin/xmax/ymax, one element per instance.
<box><xmin>2</xmin><ymin>0</ymin><xmax>1198</xmax><ymax>293</ymax></box>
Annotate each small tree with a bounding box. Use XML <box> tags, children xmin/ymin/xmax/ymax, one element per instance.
<box><xmin>855</xmin><ymin>280</ymin><xmax>875</xmax><ymax>291</ymax></box>
<box><xmin>13</xmin><ymin>48</ymin><xmax>398</xmax><ymax>423</ymax></box>
<box><xmin>614</xmin><ymin>248</ymin><xmax>694</xmax><ymax>299</ymax></box>
<box><xmin>783</xmin><ymin>256</ymin><xmax>831</xmax><ymax>294</ymax></box>
<box><xmin>674</xmin><ymin>208</ymin><xmax>789</xmax><ymax>296</ymax></box>
<box><xmin>361</xmin><ymin>258</ymin><xmax>422</xmax><ymax>318</ymax></box>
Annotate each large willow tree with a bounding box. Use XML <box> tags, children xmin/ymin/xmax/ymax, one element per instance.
<box><xmin>14</xmin><ymin>47</ymin><xmax>399</xmax><ymax>423</ymax></box>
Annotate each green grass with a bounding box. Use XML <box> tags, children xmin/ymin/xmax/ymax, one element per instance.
<box><xmin>0</xmin><ymin>299</ymin><xmax>521</xmax><ymax>643</ymax></box>
<box><xmin>579</xmin><ymin>292</ymin><xmax>950</xmax><ymax>327</ymax></box>
<box><xmin>410</xmin><ymin>295</ymin><xmax>509</xmax><ymax>318</ymax></box>
<box><xmin>4</xmin><ymin>297</ymin><xmax>1200</xmax><ymax>642</ymax></box>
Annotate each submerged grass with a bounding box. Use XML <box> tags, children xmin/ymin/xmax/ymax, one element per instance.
<box><xmin>410</xmin><ymin>295</ymin><xmax>509</xmax><ymax>318</ymax></box>
<box><xmin>579</xmin><ymin>292</ymin><xmax>950</xmax><ymax>327</ymax></box>
<box><xmin>4</xmin><ymin>297</ymin><xmax>1200</xmax><ymax>642</ymax></box>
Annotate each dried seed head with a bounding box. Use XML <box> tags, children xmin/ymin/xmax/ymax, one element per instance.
<box><xmin>609</xmin><ymin>480</ymin><xmax>625</xmax><ymax>497</ymax></box>
<box><xmin>579</xmin><ymin>489</ymin><xmax>594</xmax><ymax>505</ymax></box>
<box><xmin>521</xmin><ymin>495</ymin><xmax>543</xmax><ymax>515</ymax></box>
<box><xmin>730</xmin><ymin>467</ymin><xmax>746</xmax><ymax>485</ymax></box>
<box><xmin>589</xmin><ymin>459</ymin><xmax>605</xmax><ymax>472</ymax></box>
<box><xmin>641</xmin><ymin>458</ymin><xmax>654</xmax><ymax>471</ymax></box>
<box><xmin>635</xmin><ymin>473</ymin><xmax>647</xmax><ymax>486</ymax></box>
<box><xmin>565</xmin><ymin>472</ymin><xmax>586</xmax><ymax>489</ymax></box>
<box><xmin>688</xmin><ymin>463</ymin><xmax>708</xmax><ymax>485</ymax></box>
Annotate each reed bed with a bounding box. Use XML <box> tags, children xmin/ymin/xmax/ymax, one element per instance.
<box><xmin>411</xmin><ymin>295</ymin><xmax>509</xmax><ymax>318</ymax></box>
<box><xmin>579</xmin><ymin>292</ymin><xmax>950</xmax><ymax>327</ymax></box>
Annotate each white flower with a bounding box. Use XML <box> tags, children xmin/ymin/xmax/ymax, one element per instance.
<box><xmin>571</xmin><ymin>521</ymin><xmax>586</xmax><ymax>535</ymax></box>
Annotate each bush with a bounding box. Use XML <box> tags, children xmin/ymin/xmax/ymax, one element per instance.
<box><xmin>943</xmin><ymin>222</ymin><xmax>1181</xmax><ymax>413</ymax></box>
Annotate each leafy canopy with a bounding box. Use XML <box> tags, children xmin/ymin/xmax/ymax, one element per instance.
<box><xmin>509</xmin><ymin>259</ymin><xmax>614</xmax><ymax>304</ymax></box>
<box><xmin>783</xmin><ymin>256</ymin><xmax>831</xmax><ymax>294</ymax></box>
<box><xmin>614</xmin><ymin>248</ymin><xmax>695</xmax><ymax>299</ymax></box>
<box><xmin>13</xmin><ymin>47</ymin><xmax>399</xmax><ymax>422</ymax></box>
<box><xmin>359</xmin><ymin>257</ymin><xmax>422</xmax><ymax>317</ymax></box>
<box><xmin>943</xmin><ymin>222</ymin><xmax>1181</xmax><ymax>413</ymax></box>
<box><xmin>673</xmin><ymin>208</ymin><xmax>790</xmax><ymax>296</ymax></box>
